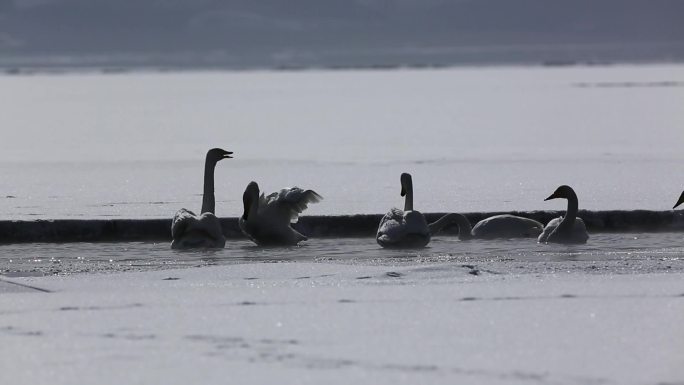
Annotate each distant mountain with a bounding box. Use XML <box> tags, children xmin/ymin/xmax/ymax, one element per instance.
<box><xmin>1</xmin><ymin>0</ymin><xmax>683</xmax><ymax>68</ymax></box>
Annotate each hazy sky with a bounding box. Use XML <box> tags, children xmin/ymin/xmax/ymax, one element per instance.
<box><xmin>1</xmin><ymin>0</ymin><xmax>683</xmax><ymax>66</ymax></box>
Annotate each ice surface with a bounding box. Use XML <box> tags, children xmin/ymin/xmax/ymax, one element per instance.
<box><xmin>1</xmin><ymin>262</ymin><xmax>683</xmax><ymax>384</ymax></box>
<box><xmin>1</xmin><ymin>65</ymin><xmax>683</xmax><ymax>219</ymax></box>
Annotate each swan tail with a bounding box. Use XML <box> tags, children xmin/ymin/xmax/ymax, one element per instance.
<box><xmin>171</xmin><ymin>208</ymin><xmax>197</xmax><ymax>239</ymax></box>
<box><xmin>382</xmin><ymin>208</ymin><xmax>405</xmax><ymax>223</ymax></box>
<box><xmin>171</xmin><ymin>209</ymin><xmax>225</xmax><ymax>248</ymax></box>
<box><xmin>376</xmin><ymin>208</ymin><xmax>410</xmax><ymax>244</ymax></box>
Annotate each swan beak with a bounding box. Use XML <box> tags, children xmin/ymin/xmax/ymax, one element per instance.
<box><xmin>544</xmin><ymin>193</ymin><xmax>557</xmax><ymax>201</ymax></box>
<box><xmin>674</xmin><ymin>193</ymin><xmax>684</xmax><ymax>209</ymax></box>
<box><xmin>222</xmin><ymin>151</ymin><xmax>233</xmax><ymax>159</ymax></box>
<box><xmin>400</xmin><ymin>186</ymin><xmax>406</xmax><ymax>197</ymax></box>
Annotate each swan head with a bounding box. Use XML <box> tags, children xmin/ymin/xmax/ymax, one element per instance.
<box><xmin>242</xmin><ymin>181</ymin><xmax>260</xmax><ymax>220</ymax></box>
<box><xmin>206</xmin><ymin>148</ymin><xmax>233</xmax><ymax>163</ymax></box>
<box><xmin>544</xmin><ymin>185</ymin><xmax>576</xmax><ymax>201</ymax></box>
<box><xmin>674</xmin><ymin>191</ymin><xmax>684</xmax><ymax>209</ymax></box>
<box><xmin>400</xmin><ymin>173</ymin><xmax>412</xmax><ymax>197</ymax></box>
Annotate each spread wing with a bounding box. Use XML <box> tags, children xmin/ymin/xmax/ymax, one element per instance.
<box><xmin>260</xmin><ymin>187</ymin><xmax>323</xmax><ymax>224</ymax></box>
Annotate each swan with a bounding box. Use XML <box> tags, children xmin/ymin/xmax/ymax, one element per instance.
<box><xmin>171</xmin><ymin>148</ymin><xmax>232</xmax><ymax>249</ymax></box>
<box><xmin>538</xmin><ymin>185</ymin><xmax>589</xmax><ymax>244</ymax></box>
<box><xmin>674</xmin><ymin>191</ymin><xmax>684</xmax><ymax>209</ymax></box>
<box><xmin>436</xmin><ymin>213</ymin><xmax>543</xmax><ymax>240</ymax></box>
<box><xmin>376</xmin><ymin>173</ymin><xmax>459</xmax><ymax>248</ymax></box>
<box><xmin>239</xmin><ymin>181</ymin><xmax>323</xmax><ymax>246</ymax></box>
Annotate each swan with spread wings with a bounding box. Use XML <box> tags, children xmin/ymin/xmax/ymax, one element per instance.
<box><xmin>239</xmin><ymin>181</ymin><xmax>323</xmax><ymax>246</ymax></box>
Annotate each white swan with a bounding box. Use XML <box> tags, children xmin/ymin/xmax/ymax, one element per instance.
<box><xmin>437</xmin><ymin>213</ymin><xmax>543</xmax><ymax>240</ymax></box>
<box><xmin>239</xmin><ymin>181</ymin><xmax>323</xmax><ymax>246</ymax></box>
<box><xmin>674</xmin><ymin>191</ymin><xmax>684</xmax><ymax>209</ymax></box>
<box><xmin>376</xmin><ymin>173</ymin><xmax>458</xmax><ymax>248</ymax></box>
<box><xmin>171</xmin><ymin>148</ymin><xmax>232</xmax><ymax>249</ymax></box>
<box><xmin>538</xmin><ymin>185</ymin><xmax>589</xmax><ymax>244</ymax></box>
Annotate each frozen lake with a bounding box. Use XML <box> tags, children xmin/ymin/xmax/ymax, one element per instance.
<box><xmin>2</xmin><ymin>64</ymin><xmax>684</xmax><ymax>385</ymax></box>
<box><xmin>1</xmin><ymin>64</ymin><xmax>684</xmax><ymax>220</ymax></box>
<box><xmin>2</xmin><ymin>253</ymin><xmax>684</xmax><ymax>385</ymax></box>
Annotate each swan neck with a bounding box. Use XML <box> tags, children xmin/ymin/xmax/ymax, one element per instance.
<box><xmin>201</xmin><ymin>159</ymin><xmax>217</xmax><ymax>214</ymax></box>
<box><xmin>429</xmin><ymin>213</ymin><xmax>472</xmax><ymax>240</ymax></box>
<box><xmin>454</xmin><ymin>214</ymin><xmax>474</xmax><ymax>240</ymax></box>
<box><xmin>242</xmin><ymin>184</ymin><xmax>260</xmax><ymax>222</ymax></box>
<box><xmin>248</xmin><ymin>191</ymin><xmax>259</xmax><ymax>221</ymax></box>
<box><xmin>560</xmin><ymin>193</ymin><xmax>579</xmax><ymax>229</ymax></box>
<box><xmin>403</xmin><ymin>180</ymin><xmax>414</xmax><ymax>212</ymax></box>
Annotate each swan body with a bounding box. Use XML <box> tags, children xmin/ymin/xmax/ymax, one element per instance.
<box><xmin>674</xmin><ymin>191</ymin><xmax>684</xmax><ymax>209</ymax></box>
<box><xmin>471</xmin><ymin>214</ymin><xmax>544</xmax><ymax>239</ymax></box>
<box><xmin>171</xmin><ymin>209</ymin><xmax>225</xmax><ymax>249</ymax></box>
<box><xmin>538</xmin><ymin>216</ymin><xmax>588</xmax><ymax>244</ymax></box>
<box><xmin>376</xmin><ymin>173</ymin><xmax>457</xmax><ymax>248</ymax></box>
<box><xmin>538</xmin><ymin>185</ymin><xmax>589</xmax><ymax>244</ymax></box>
<box><xmin>239</xmin><ymin>182</ymin><xmax>322</xmax><ymax>246</ymax></box>
<box><xmin>377</xmin><ymin>207</ymin><xmax>431</xmax><ymax>248</ymax></box>
<box><xmin>171</xmin><ymin>148</ymin><xmax>232</xmax><ymax>249</ymax></box>
<box><xmin>431</xmin><ymin>213</ymin><xmax>542</xmax><ymax>240</ymax></box>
